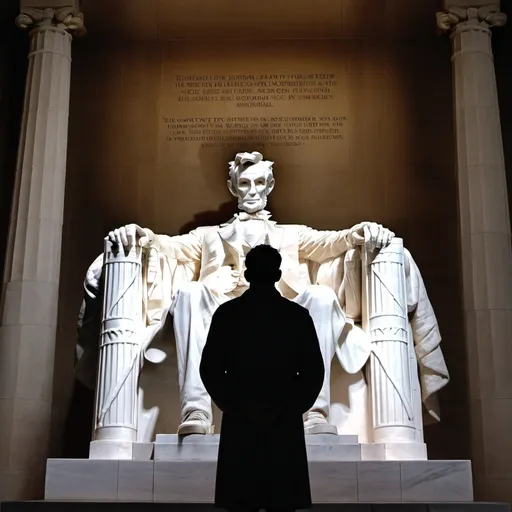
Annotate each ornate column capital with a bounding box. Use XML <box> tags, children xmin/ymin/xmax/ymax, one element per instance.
<box><xmin>15</xmin><ymin>6</ymin><xmax>85</xmax><ymax>35</ymax></box>
<box><xmin>436</xmin><ymin>4</ymin><xmax>506</xmax><ymax>33</ymax></box>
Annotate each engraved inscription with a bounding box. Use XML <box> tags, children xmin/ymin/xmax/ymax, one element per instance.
<box><xmin>163</xmin><ymin>115</ymin><xmax>347</xmax><ymax>148</ymax></box>
<box><xmin>164</xmin><ymin>71</ymin><xmax>347</xmax><ymax>148</ymax></box>
<box><xmin>174</xmin><ymin>73</ymin><xmax>337</xmax><ymax>108</ymax></box>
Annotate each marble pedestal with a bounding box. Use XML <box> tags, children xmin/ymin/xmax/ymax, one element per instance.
<box><xmin>154</xmin><ymin>434</ymin><xmax>360</xmax><ymax>462</ymax></box>
<box><xmin>3</xmin><ymin>504</ymin><xmax>511</xmax><ymax>512</ymax></box>
<box><xmin>45</xmin><ymin>434</ymin><xmax>474</xmax><ymax>504</ymax></box>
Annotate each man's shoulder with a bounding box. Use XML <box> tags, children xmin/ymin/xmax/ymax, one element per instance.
<box><xmin>276</xmin><ymin>294</ymin><xmax>309</xmax><ymax>316</ymax></box>
<box><xmin>274</xmin><ymin>298</ymin><xmax>313</xmax><ymax>331</ymax></box>
<box><xmin>214</xmin><ymin>297</ymin><xmax>240</xmax><ymax>314</ymax></box>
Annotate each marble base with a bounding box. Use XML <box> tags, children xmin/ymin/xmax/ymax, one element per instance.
<box><xmin>88</xmin><ymin>436</ymin><xmax>425</xmax><ymax>462</ymax></box>
<box><xmin>89</xmin><ymin>441</ymin><xmax>153</xmax><ymax>460</ymax></box>
<box><xmin>154</xmin><ymin>434</ymin><xmax>361</xmax><ymax>461</ymax></box>
<box><xmin>361</xmin><ymin>442</ymin><xmax>427</xmax><ymax>461</ymax></box>
<box><xmin>4</xmin><ymin>504</ymin><xmax>511</xmax><ymax>512</ymax></box>
<box><xmin>155</xmin><ymin>433</ymin><xmax>359</xmax><ymax>444</ymax></box>
<box><xmin>45</xmin><ymin>458</ymin><xmax>474</xmax><ymax>503</ymax></box>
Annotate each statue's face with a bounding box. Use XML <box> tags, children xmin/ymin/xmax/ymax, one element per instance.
<box><xmin>228</xmin><ymin>163</ymin><xmax>275</xmax><ymax>213</ymax></box>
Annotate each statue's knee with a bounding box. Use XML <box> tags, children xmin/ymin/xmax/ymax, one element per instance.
<box><xmin>306</xmin><ymin>284</ymin><xmax>337</xmax><ymax>307</ymax></box>
<box><xmin>176</xmin><ymin>281</ymin><xmax>207</xmax><ymax>301</ymax></box>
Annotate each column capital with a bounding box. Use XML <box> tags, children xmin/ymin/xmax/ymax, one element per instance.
<box><xmin>436</xmin><ymin>3</ymin><xmax>506</xmax><ymax>33</ymax></box>
<box><xmin>15</xmin><ymin>6</ymin><xmax>85</xmax><ymax>35</ymax></box>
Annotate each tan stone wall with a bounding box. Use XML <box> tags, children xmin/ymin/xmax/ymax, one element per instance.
<box><xmin>55</xmin><ymin>37</ymin><xmax>469</xmax><ymax>459</ymax></box>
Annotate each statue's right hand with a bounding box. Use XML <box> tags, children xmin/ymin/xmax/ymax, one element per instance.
<box><xmin>107</xmin><ymin>224</ymin><xmax>149</xmax><ymax>248</ymax></box>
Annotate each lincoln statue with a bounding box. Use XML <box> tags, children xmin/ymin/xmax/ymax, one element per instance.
<box><xmin>75</xmin><ymin>151</ymin><xmax>449</xmax><ymax>451</ymax></box>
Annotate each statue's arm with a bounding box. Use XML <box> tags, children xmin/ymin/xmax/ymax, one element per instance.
<box><xmin>298</xmin><ymin>225</ymin><xmax>352</xmax><ymax>262</ymax></box>
<box><xmin>299</xmin><ymin>222</ymin><xmax>395</xmax><ymax>263</ymax></box>
<box><xmin>142</xmin><ymin>228</ymin><xmax>203</xmax><ymax>263</ymax></box>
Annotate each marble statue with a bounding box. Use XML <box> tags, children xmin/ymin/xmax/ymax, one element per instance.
<box><xmin>75</xmin><ymin>151</ymin><xmax>450</xmax><ymax>460</ymax></box>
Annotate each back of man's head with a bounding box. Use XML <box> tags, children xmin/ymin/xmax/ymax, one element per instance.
<box><xmin>245</xmin><ymin>244</ymin><xmax>282</xmax><ymax>285</ymax></box>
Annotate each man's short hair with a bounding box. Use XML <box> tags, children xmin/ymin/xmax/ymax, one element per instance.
<box><xmin>245</xmin><ymin>244</ymin><xmax>282</xmax><ymax>283</ymax></box>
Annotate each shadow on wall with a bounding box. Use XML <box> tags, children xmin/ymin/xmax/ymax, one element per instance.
<box><xmin>62</xmin><ymin>380</ymin><xmax>95</xmax><ymax>458</ymax></box>
<box><xmin>179</xmin><ymin>201</ymin><xmax>237</xmax><ymax>234</ymax></box>
<box><xmin>0</xmin><ymin>0</ymin><xmax>28</xmax><ymax>280</ymax></box>
<box><xmin>494</xmin><ymin>14</ymin><xmax>512</xmax><ymax>230</ymax></box>
<box><xmin>387</xmin><ymin>38</ymin><xmax>468</xmax><ymax>461</ymax></box>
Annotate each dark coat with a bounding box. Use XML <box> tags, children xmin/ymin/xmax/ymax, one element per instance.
<box><xmin>199</xmin><ymin>287</ymin><xmax>325</xmax><ymax>510</ymax></box>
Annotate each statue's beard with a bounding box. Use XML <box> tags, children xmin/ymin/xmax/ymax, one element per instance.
<box><xmin>239</xmin><ymin>195</ymin><xmax>267</xmax><ymax>213</ymax></box>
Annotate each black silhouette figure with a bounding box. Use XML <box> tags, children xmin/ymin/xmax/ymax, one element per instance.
<box><xmin>200</xmin><ymin>244</ymin><xmax>325</xmax><ymax>512</ymax></box>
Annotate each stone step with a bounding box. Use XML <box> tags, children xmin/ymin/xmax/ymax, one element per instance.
<box><xmin>155</xmin><ymin>433</ymin><xmax>359</xmax><ymax>445</ymax></box>
<box><xmin>154</xmin><ymin>441</ymin><xmax>361</xmax><ymax>462</ymax></box>
<box><xmin>7</xmin><ymin>504</ymin><xmax>510</xmax><ymax>512</ymax></box>
<box><xmin>45</xmin><ymin>458</ymin><xmax>474</xmax><ymax>503</ymax></box>
<box><xmin>154</xmin><ymin>433</ymin><xmax>361</xmax><ymax>461</ymax></box>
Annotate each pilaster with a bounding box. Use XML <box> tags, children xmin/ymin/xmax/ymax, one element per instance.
<box><xmin>437</xmin><ymin>0</ymin><xmax>512</xmax><ymax>503</ymax></box>
<box><xmin>0</xmin><ymin>3</ymin><xmax>83</xmax><ymax>500</ymax></box>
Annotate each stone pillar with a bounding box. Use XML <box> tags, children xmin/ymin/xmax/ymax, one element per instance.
<box><xmin>0</xmin><ymin>4</ymin><xmax>83</xmax><ymax>500</ymax></box>
<box><xmin>436</xmin><ymin>1</ymin><xmax>512</xmax><ymax>502</ymax></box>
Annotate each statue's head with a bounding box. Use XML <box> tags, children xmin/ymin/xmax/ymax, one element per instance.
<box><xmin>227</xmin><ymin>151</ymin><xmax>275</xmax><ymax>213</ymax></box>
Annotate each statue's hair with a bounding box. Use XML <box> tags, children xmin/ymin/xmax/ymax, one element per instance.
<box><xmin>228</xmin><ymin>151</ymin><xmax>274</xmax><ymax>183</ymax></box>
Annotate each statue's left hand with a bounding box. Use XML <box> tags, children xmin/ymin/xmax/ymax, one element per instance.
<box><xmin>349</xmin><ymin>222</ymin><xmax>395</xmax><ymax>252</ymax></box>
<box><xmin>107</xmin><ymin>224</ymin><xmax>150</xmax><ymax>249</ymax></box>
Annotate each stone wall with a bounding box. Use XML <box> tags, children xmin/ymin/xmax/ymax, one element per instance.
<box><xmin>52</xmin><ymin>35</ymin><xmax>472</xmax><ymax>461</ymax></box>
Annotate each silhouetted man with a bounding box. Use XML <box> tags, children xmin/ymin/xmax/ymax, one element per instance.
<box><xmin>200</xmin><ymin>244</ymin><xmax>325</xmax><ymax>512</ymax></box>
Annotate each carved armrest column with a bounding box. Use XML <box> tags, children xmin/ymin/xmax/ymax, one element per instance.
<box><xmin>89</xmin><ymin>241</ymin><xmax>145</xmax><ymax>459</ymax></box>
<box><xmin>362</xmin><ymin>239</ymin><xmax>426</xmax><ymax>460</ymax></box>
<box><xmin>0</xmin><ymin>2</ymin><xmax>83</xmax><ymax>500</ymax></box>
<box><xmin>437</xmin><ymin>0</ymin><xmax>512</xmax><ymax>501</ymax></box>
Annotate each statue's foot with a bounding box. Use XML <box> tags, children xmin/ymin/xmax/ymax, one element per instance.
<box><xmin>177</xmin><ymin>411</ymin><xmax>214</xmax><ymax>435</ymax></box>
<box><xmin>304</xmin><ymin>411</ymin><xmax>338</xmax><ymax>435</ymax></box>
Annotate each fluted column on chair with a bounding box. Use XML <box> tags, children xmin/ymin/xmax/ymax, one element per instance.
<box><xmin>89</xmin><ymin>240</ymin><xmax>144</xmax><ymax>460</ymax></box>
<box><xmin>362</xmin><ymin>239</ymin><xmax>426</xmax><ymax>461</ymax></box>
